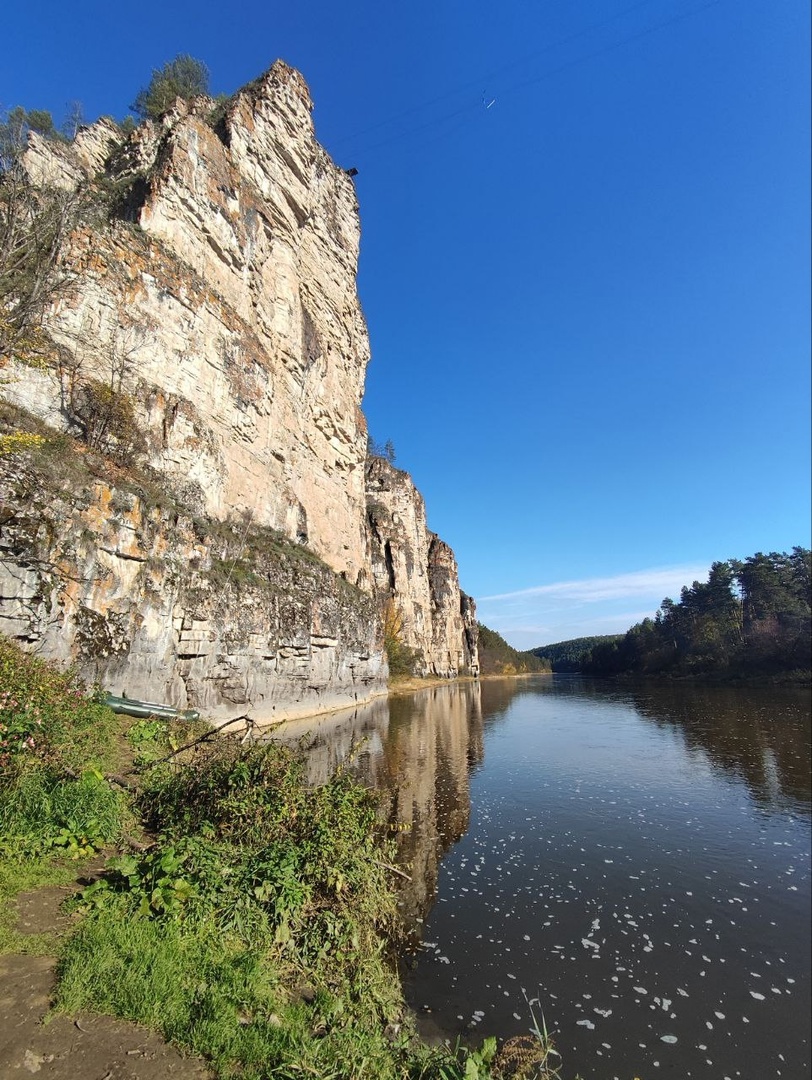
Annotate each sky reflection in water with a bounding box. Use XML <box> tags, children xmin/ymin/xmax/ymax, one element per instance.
<box><xmin>276</xmin><ymin>677</ymin><xmax>811</xmax><ymax>1080</ymax></box>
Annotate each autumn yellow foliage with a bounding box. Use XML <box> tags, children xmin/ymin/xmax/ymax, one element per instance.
<box><xmin>0</xmin><ymin>431</ymin><xmax>46</xmax><ymax>456</ymax></box>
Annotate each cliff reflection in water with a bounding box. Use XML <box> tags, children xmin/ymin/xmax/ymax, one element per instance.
<box><xmin>268</xmin><ymin>682</ymin><xmax>485</xmax><ymax>927</ymax></box>
<box><xmin>398</xmin><ymin>676</ymin><xmax>811</xmax><ymax>1080</ymax></box>
<box><xmin>270</xmin><ymin>675</ymin><xmax>810</xmax><ymax>956</ymax></box>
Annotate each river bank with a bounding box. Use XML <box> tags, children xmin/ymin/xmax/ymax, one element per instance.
<box><xmin>388</xmin><ymin>669</ymin><xmax>551</xmax><ymax>697</ymax></box>
<box><xmin>0</xmin><ymin>637</ymin><xmax>561</xmax><ymax>1080</ymax></box>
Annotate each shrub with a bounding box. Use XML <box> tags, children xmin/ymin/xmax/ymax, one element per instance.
<box><xmin>70</xmin><ymin>378</ymin><xmax>144</xmax><ymax>463</ymax></box>
<box><xmin>131</xmin><ymin>55</ymin><xmax>210</xmax><ymax>121</ymax></box>
<box><xmin>382</xmin><ymin>599</ymin><xmax>423</xmax><ymax>679</ymax></box>
<box><xmin>0</xmin><ymin>635</ymin><xmax>125</xmax><ymax>856</ymax></box>
<box><xmin>0</xmin><ymin>636</ymin><xmax>117</xmax><ymax>776</ymax></box>
<box><xmin>0</xmin><ymin>160</ymin><xmax>82</xmax><ymax>361</ymax></box>
<box><xmin>135</xmin><ymin>742</ymin><xmax>400</xmax><ymax>952</ymax></box>
<box><xmin>60</xmin><ymin>740</ymin><xmax>414</xmax><ymax>1078</ymax></box>
<box><xmin>0</xmin><ymin>432</ymin><xmax>46</xmax><ymax>457</ymax></box>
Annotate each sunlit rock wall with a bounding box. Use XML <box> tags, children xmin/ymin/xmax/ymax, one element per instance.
<box><xmin>1</xmin><ymin>60</ymin><xmax>478</xmax><ymax>715</ymax></box>
<box><xmin>0</xmin><ymin>462</ymin><xmax>384</xmax><ymax>721</ymax></box>
<box><xmin>8</xmin><ymin>62</ymin><xmax>370</xmax><ymax>583</ymax></box>
<box><xmin>365</xmin><ymin>457</ymin><xmax>479</xmax><ymax>678</ymax></box>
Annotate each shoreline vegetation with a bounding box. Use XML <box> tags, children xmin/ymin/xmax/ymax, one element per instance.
<box><xmin>0</xmin><ymin>635</ymin><xmax>566</xmax><ymax>1080</ymax></box>
<box><xmin>532</xmin><ymin>549</ymin><xmax>811</xmax><ymax>683</ymax></box>
<box><xmin>7</xmin><ymin>636</ymin><xmax>804</xmax><ymax>1080</ymax></box>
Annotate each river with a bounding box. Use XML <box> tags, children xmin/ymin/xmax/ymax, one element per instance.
<box><xmin>269</xmin><ymin>676</ymin><xmax>811</xmax><ymax>1080</ymax></box>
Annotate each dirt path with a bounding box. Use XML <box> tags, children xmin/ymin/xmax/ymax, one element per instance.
<box><xmin>0</xmin><ymin>879</ymin><xmax>210</xmax><ymax>1080</ymax></box>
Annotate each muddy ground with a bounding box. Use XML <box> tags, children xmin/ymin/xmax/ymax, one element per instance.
<box><xmin>0</xmin><ymin>879</ymin><xmax>210</xmax><ymax>1080</ymax></box>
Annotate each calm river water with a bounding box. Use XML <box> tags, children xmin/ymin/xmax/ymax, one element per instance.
<box><xmin>271</xmin><ymin>676</ymin><xmax>811</xmax><ymax>1080</ymax></box>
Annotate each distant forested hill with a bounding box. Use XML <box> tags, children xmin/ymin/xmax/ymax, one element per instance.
<box><xmin>478</xmin><ymin>624</ymin><xmax>551</xmax><ymax>676</ymax></box>
<box><xmin>531</xmin><ymin>636</ymin><xmax>622</xmax><ymax>672</ymax></box>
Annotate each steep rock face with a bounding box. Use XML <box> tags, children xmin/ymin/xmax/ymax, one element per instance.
<box><xmin>428</xmin><ymin>536</ymin><xmax>479</xmax><ymax>676</ymax></box>
<box><xmin>0</xmin><ymin>456</ymin><xmax>384</xmax><ymax>722</ymax></box>
<box><xmin>365</xmin><ymin>457</ymin><xmax>479</xmax><ymax>677</ymax></box>
<box><xmin>0</xmin><ymin>61</ymin><xmax>479</xmax><ymax>713</ymax></box>
<box><xmin>8</xmin><ymin>62</ymin><xmax>369</xmax><ymax>583</ymax></box>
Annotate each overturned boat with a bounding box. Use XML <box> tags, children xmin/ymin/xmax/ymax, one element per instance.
<box><xmin>100</xmin><ymin>692</ymin><xmax>201</xmax><ymax>722</ymax></box>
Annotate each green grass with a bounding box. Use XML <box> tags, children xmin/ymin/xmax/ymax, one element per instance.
<box><xmin>0</xmin><ymin>638</ymin><xmax>130</xmax><ymax>954</ymax></box>
<box><xmin>57</xmin><ymin>915</ymin><xmax>411</xmax><ymax>1079</ymax></box>
<box><xmin>0</xmin><ymin>855</ymin><xmax>82</xmax><ymax>955</ymax></box>
<box><xmin>55</xmin><ymin>741</ymin><xmax>410</xmax><ymax>1076</ymax></box>
<box><xmin>0</xmin><ymin>636</ymin><xmax>129</xmax><ymax>864</ymax></box>
<box><xmin>1</xmin><ymin>633</ymin><xmax>565</xmax><ymax>1079</ymax></box>
<box><xmin>0</xmin><ymin>768</ymin><xmax>126</xmax><ymax>855</ymax></box>
<box><xmin>0</xmin><ymin>636</ymin><xmax>121</xmax><ymax>776</ymax></box>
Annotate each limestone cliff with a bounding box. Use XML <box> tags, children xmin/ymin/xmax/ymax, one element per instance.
<box><xmin>9</xmin><ymin>63</ymin><xmax>369</xmax><ymax>581</ymax></box>
<box><xmin>0</xmin><ymin>61</ymin><xmax>478</xmax><ymax>717</ymax></box>
<box><xmin>365</xmin><ymin>457</ymin><xmax>479</xmax><ymax>678</ymax></box>
<box><xmin>0</xmin><ymin>451</ymin><xmax>383</xmax><ymax>724</ymax></box>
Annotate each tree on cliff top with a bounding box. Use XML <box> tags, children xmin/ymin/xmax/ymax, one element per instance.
<box><xmin>0</xmin><ymin>107</ymin><xmax>62</xmax><ymax>171</ymax></box>
<box><xmin>0</xmin><ymin>107</ymin><xmax>85</xmax><ymax>366</ymax></box>
<box><xmin>131</xmin><ymin>55</ymin><xmax>210</xmax><ymax>121</ymax></box>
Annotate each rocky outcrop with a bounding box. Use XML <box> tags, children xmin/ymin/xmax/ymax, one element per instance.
<box><xmin>8</xmin><ymin>62</ymin><xmax>369</xmax><ymax>582</ymax></box>
<box><xmin>365</xmin><ymin>457</ymin><xmax>478</xmax><ymax>677</ymax></box>
<box><xmin>0</xmin><ymin>60</ymin><xmax>478</xmax><ymax>715</ymax></box>
<box><xmin>0</xmin><ymin>456</ymin><xmax>384</xmax><ymax>723</ymax></box>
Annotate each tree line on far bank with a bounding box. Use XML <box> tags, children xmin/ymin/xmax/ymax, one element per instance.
<box><xmin>539</xmin><ymin>548</ymin><xmax>809</xmax><ymax>680</ymax></box>
<box><xmin>531</xmin><ymin>635</ymin><xmax>621</xmax><ymax>673</ymax></box>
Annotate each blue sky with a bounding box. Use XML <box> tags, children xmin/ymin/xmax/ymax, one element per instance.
<box><xmin>3</xmin><ymin>0</ymin><xmax>809</xmax><ymax>648</ymax></box>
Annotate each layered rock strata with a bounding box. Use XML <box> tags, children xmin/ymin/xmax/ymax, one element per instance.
<box><xmin>8</xmin><ymin>62</ymin><xmax>369</xmax><ymax>582</ymax></box>
<box><xmin>0</xmin><ymin>61</ymin><xmax>478</xmax><ymax>714</ymax></box>
<box><xmin>0</xmin><ymin>460</ymin><xmax>383</xmax><ymax>723</ymax></box>
<box><xmin>365</xmin><ymin>457</ymin><xmax>479</xmax><ymax>677</ymax></box>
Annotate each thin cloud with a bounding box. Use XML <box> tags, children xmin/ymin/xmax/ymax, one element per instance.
<box><xmin>479</xmin><ymin>565</ymin><xmax>709</xmax><ymax>605</ymax></box>
<box><xmin>586</xmin><ymin>609</ymin><xmax>659</xmax><ymax>628</ymax></box>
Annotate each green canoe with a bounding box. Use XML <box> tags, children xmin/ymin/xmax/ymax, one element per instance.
<box><xmin>100</xmin><ymin>692</ymin><xmax>200</xmax><ymax>722</ymax></box>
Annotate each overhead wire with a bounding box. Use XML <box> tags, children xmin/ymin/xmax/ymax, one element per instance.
<box><xmin>330</xmin><ymin>0</ymin><xmax>667</xmax><ymax>150</ymax></box>
<box><xmin>328</xmin><ymin>0</ymin><xmax>725</xmax><ymax>164</ymax></box>
<box><xmin>505</xmin><ymin>0</ymin><xmax>724</xmax><ymax>99</ymax></box>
